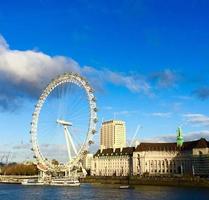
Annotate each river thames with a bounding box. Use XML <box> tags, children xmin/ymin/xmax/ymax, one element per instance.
<box><xmin>0</xmin><ymin>184</ymin><xmax>208</xmax><ymax>200</ymax></box>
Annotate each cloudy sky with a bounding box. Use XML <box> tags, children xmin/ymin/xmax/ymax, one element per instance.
<box><xmin>0</xmin><ymin>0</ymin><xmax>209</xmax><ymax>162</ymax></box>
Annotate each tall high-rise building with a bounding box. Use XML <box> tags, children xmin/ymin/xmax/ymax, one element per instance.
<box><xmin>100</xmin><ymin>120</ymin><xmax>126</xmax><ymax>149</ymax></box>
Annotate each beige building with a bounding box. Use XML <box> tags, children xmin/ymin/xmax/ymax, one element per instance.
<box><xmin>91</xmin><ymin>147</ymin><xmax>134</xmax><ymax>176</ymax></box>
<box><xmin>133</xmin><ymin>138</ymin><xmax>209</xmax><ymax>175</ymax></box>
<box><xmin>133</xmin><ymin>138</ymin><xmax>209</xmax><ymax>176</ymax></box>
<box><xmin>82</xmin><ymin>153</ymin><xmax>93</xmax><ymax>170</ymax></box>
<box><xmin>100</xmin><ymin>120</ymin><xmax>126</xmax><ymax>149</ymax></box>
<box><xmin>92</xmin><ymin>125</ymin><xmax>209</xmax><ymax>177</ymax></box>
<box><xmin>91</xmin><ymin>138</ymin><xmax>209</xmax><ymax>177</ymax></box>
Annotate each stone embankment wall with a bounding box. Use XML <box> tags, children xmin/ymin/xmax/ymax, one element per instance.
<box><xmin>81</xmin><ymin>176</ymin><xmax>209</xmax><ymax>188</ymax></box>
<box><xmin>81</xmin><ymin>176</ymin><xmax>128</xmax><ymax>185</ymax></box>
<box><xmin>0</xmin><ymin>175</ymin><xmax>38</xmax><ymax>184</ymax></box>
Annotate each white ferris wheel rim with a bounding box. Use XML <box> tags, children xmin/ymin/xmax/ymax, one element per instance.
<box><xmin>30</xmin><ymin>72</ymin><xmax>97</xmax><ymax>172</ymax></box>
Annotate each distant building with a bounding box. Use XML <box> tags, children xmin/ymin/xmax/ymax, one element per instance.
<box><xmin>100</xmin><ymin>120</ymin><xmax>126</xmax><ymax>149</ymax></box>
<box><xmin>92</xmin><ymin>127</ymin><xmax>209</xmax><ymax>177</ymax></box>
<box><xmin>133</xmin><ymin>138</ymin><xmax>209</xmax><ymax>176</ymax></box>
<box><xmin>82</xmin><ymin>153</ymin><xmax>93</xmax><ymax>170</ymax></box>
<box><xmin>91</xmin><ymin>147</ymin><xmax>134</xmax><ymax>176</ymax></box>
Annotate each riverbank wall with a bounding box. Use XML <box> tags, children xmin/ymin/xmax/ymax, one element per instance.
<box><xmin>0</xmin><ymin>175</ymin><xmax>38</xmax><ymax>184</ymax></box>
<box><xmin>80</xmin><ymin>176</ymin><xmax>209</xmax><ymax>188</ymax></box>
<box><xmin>1</xmin><ymin>175</ymin><xmax>209</xmax><ymax>188</ymax></box>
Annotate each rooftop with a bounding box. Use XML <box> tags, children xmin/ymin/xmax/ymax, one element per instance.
<box><xmin>102</xmin><ymin>120</ymin><xmax>125</xmax><ymax>125</ymax></box>
<box><xmin>135</xmin><ymin>138</ymin><xmax>209</xmax><ymax>152</ymax></box>
<box><xmin>94</xmin><ymin>147</ymin><xmax>135</xmax><ymax>157</ymax></box>
<box><xmin>94</xmin><ymin>138</ymin><xmax>209</xmax><ymax>157</ymax></box>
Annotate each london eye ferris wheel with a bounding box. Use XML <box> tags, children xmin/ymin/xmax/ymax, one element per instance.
<box><xmin>30</xmin><ymin>72</ymin><xmax>97</xmax><ymax>176</ymax></box>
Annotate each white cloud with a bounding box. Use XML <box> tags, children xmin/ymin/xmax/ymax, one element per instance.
<box><xmin>4</xmin><ymin>129</ymin><xmax>209</xmax><ymax>163</ymax></box>
<box><xmin>114</xmin><ymin>110</ymin><xmax>138</xmax><ymax>116</ymax></box>
<box><xmin>193</xmin><ymin>87</ymin><xmax>209</xmax><ymax>100</ymax></box>
<box><xmin>183</xmin><ymin>113</ymin><xmax>209</xmax><ymax>127</ymax></box>
<box><xmin>105</xmin><ymin>70</ymin><xmax>150</xmax><ymax>93</ymax></box>
<box><xmin>150</xmin><ymin>112</ymin><xmax>172</xmax><ymax>118</ymax></box>
<box><xmin>82</xmin><ymin>66</ymin><xmax>151</xmax><ymax>94</ymax></box>
<box><xmin>0</xmin><ymin>35</ymin><xmax>80</xmax><ymax>90</ymax></box>
<box><xmin>151</xmin><ymin>69</ymin><xmax>178</xmax><ymax>88</ymax></box>
<box><xmin>0</xmin><ymin>143</ymin><xmax>31</xmax><ymax>163</ymax></box>
<box><xmin>9</xmin><ymin>142</ymin><xmax>98</xmax><ymax>163</ymax></box>
<box><xmin>13</xmin><ymin>143</ymin><xmax>30</xmax><ymax>150</ymax></box>
<box><xmin>175</xmin><ymin>95</ymin><xmax>192</xmax><ymax>100</ymax></box>
<box><xmin>143</xmin><ymin>130</ymin><xmax>209</xmax><ymax>143</ymax></box>
<box><xmin>0</xmin><ymin>35</ymin><xmax>151</xmax><ymax>111</ymax></box>
<box><xmin>10</xmin><ymin>143</ymin><xmax>69</xmax><ymax>163</ymax></box>
<box><xmin>0</xmin><ymin>35</ymin><xmax>9</xmax><ymax>50</ymax></box>
<box><xmin>102</xmin><ymin>106</ymin><xmax>113</xmax><ymax>110</ymax></box>
<box><xmin>184</xmin><ymin>130</ymin><xmax>209</xmax><ymax>141</ymax></box>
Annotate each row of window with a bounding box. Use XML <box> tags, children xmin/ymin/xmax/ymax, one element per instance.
<box><xmin>148</xmin><ymin>169</ymin><xmax>177</xmax><ymax>173</ymax></box>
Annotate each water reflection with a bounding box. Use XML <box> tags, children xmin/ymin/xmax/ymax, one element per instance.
<box><xmin>0</xmin><ymin>184</ymin><xmax>209</xmax><ymax>200</ymax></box>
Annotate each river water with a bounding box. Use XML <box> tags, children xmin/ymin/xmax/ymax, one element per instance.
<box><xmin>0</xmin><ymin>183</ymin><xmax>208</xmax><ymax>200</ymax></box>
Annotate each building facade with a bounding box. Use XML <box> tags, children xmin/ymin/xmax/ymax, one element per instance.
<box><xmin>91</xmin><ymin>147</ymin><xmax>134</xmax><ymax>176</ymax></box>
<box><xmin>100</xmin><ymin>120</ymin><xmax>126</xmax><ymax>149</ymax></box>
<box><xmin>82</xmin><ymin>153</ymin><xmax>93</xmax><ymax>170</ymax></box>
<box><xmin>133</xmin><ymin>138</ymin><xmax>209</xmax><ymax>176</ymax></box>
<box><xmin>92</xmin><ymin>138</ymin><xmax>209</xmax><ymax>177</ymax></box>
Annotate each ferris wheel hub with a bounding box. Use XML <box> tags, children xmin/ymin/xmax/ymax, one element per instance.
<box><xmin>56</xmin><ymin>119</ymin><xmax>72</xmax><ymax>126</ymax></box>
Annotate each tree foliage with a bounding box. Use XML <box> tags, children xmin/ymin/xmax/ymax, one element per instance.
<box><xmin>1</xmin><ymin>164</ymin><xmax>38</xmax><ymax>175</ymax></box>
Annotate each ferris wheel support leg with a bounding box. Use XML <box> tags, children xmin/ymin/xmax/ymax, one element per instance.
<box><xmin>66</xmin><ymin>127</ymin><xmax>78</xmax><ymax>156</ymax></box>
<box><xmin>64</xmin><ymin>126</ymin><xmax>72</xmax><ymax>162</ymax></box>
<box><xmin>79</xmin><ymin>162</ymin><xmax>87</xmax><ymax>177</ymax></box>
<box><xmin>82</xmin><ymin>167</ymin><xmax>87</xmax><ymax>177</ymax></box>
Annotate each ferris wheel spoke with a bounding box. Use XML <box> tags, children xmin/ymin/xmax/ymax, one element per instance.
<box><xmin>68</xmin><ymin>110</ymin><xmax>88</xmax><ymax>120</ymax></box>
<box><xmin>71</xmin><ymin>129</ymin><xmax>86</xmax><ymax>142</ymax></box>
<box><xmin>66</xmin><ymin>96</ymin><xmax>85</xmax><ymax>116</ymax></box>
<box><xmin>57</xmin><ymin>83</ymin><xmax>67</xmax><ymax>119</ymax></box>
<box><xmin>57</xmin><ymin>84</ymin><xmax>64</xmax><ymax>119</ymax></box>
<box><xmin>68</xmin><ymin>103</ymin><xmax>89</xmax><ymax>119</ymax></box>
<box><xmin>58</xmin><ymin>84</ymin><xmax>78</xmax><ymax>120</ymax></box>
<box><xmin>69</xmin><ymin>94</ymin><xmax>87</xmax><ymax>115</ymax></box>
<box><xmin>69</xmin><ymin>135</ymin><xmax>83</xmax><ymax>154</ymax></box>
<box><xmin>69</xmin><ymin>101</ymin><xmax>88</xmax><ymax>116</ymax></box>
<box><xmin>69</xmin><ymin>86</ymin><xmax>86</xmax><ymax>108</ymax></box>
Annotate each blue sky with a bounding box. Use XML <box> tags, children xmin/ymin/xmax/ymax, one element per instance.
<box><xmin>0</xmin><ymin>0</ymin><xmax>209</xmax><ymax>162</ymax></box>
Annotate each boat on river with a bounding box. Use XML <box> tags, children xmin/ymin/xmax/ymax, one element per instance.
<box><xmin>21</xmin><ymin>179</ymin><xmax>44</xmax><ymax>186</ymax></box>
<box><xmin>50</xmin><ymin>179</ymin><xmax>80</xmax><ymax>187</ymax></box>
<box><xmin>21</xmin><ymin>178</ymin><xmax>80</xmax><ymax>187</ymax></box>
<box><xmin>119</xmin><ymin>185</ymin><xmax>134</xmax><ymax>189</ymax></box>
